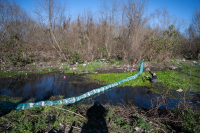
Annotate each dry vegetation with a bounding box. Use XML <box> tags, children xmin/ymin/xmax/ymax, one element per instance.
<box><xmin>0</xmin><ymin>0</ymin><xmax>200</xmax><ymax>67</ymax></box>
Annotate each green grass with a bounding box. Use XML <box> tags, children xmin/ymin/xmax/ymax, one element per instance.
<box><xmin>0</xmin><ymin>95</ymin><xmax>22</xmax><ymax>103</ymax></box>
<box><xmin>88</xmin><ymin>71</ymin><xmax>149</xmax><ymax>87</ymax></box>
<box><xmin>0</xmin><ymin>67</ymin><xmax>58</xmax><ymax>78</ymax></box>
<box><xmin>77</xmin><ymin>62</ymin><xmax>104</xmax><ymax>72</ymax></box>
<box><xmin>60</xmin><ymin>64</ymin><xmax>68</xmax><ymax>69</ymax></box>
<box><xmin>88</xmin><ymin>71</ymin><xmax>184</xmax><ymax>88</ymax></box>
<box><xmin>0</xmin><ymin>104</ymin><xmax>199</xmax><ymax>132</ymax></box>
<box><xmin>0</xmin><ymin>95</ymin><xmax>65</xmax><ymax>104</ymax></box>
<box><xmin>0</xmin><ymin>104</ymin><xmax>151</xmax><ymax>133</ymax></box>
<box><xmin>88</xmin><ymin>67</ymin><xmax>200</xmax><ymax>91</ymax></box>
<box><xmin>172</xmin><ymin>60</ymin><xmax>179</xmax><ymax>66</ymax></box>
<box><xmin>0</xmin><ymin>104</ymin><xmax>86</xmax><ymax>133</ymax></box>
<box><xmin>171</xmin><ymin>107</ymin><xmax>200</xmax><ymax>132</ymax></box>
<box><xmin>64</xmin><ymin>61</ymin><xmax>104</xmax><ymax>74</ymax></box>
<box><xmin>109</xmin><ymin>59</ymin><xmax>125</xmax><ymax>66</ymax></box>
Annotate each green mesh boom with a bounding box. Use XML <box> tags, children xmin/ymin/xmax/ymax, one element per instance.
<box><xmin>2</xmin><ymin>61</ymin><xmax>144</xmax><ymax>110</ymax></box>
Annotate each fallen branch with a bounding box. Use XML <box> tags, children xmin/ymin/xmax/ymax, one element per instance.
<box><xmin>51</xmin><ymin>106</ymin><xmax>85</xmax><ymax>118</ymax></box>
<box><xmin>66</xmin><ymin>125</ymin><xmax>82</xmax><ymax>130</ymax></box>
<box><xmin>66</xmin><ymin>125</ymin><xmax>89</xmax><ymax>132</ymax></box>
<box><xmin>154</xmin><ymin>118</ymin><xmax>183</xmax><ymax>123</ymax></box>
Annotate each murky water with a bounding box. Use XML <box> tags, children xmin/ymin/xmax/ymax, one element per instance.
<box><xmin>0</xmin><ymin>72</ymin><xmax>200</xmax><ymax>109</ymax></box>
<box><xmin>77</xmin><ymin>85</ymin><xmax>200</xmax><ymax>109</ymax></box>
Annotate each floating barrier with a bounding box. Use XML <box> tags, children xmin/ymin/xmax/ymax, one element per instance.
<box><xmin>1</xmin><ymin>60</ymin><xmax>144</xmax><ymax>111</ymax></box>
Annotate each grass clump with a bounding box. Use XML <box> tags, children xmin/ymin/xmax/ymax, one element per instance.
<box><xmin>134</xmin><ymin>113</ymin><xmax>151</xmax><ymax>131</ymax></box>
<box><xmin>0</xmin><ymin>95</ymin><xmax>22</xmax><ymax>103</ymax></box>
<box><xmin>48</xmin><ymin>95</ymin><xmax>64</xmax><ymax>101</ymax></box>
<box><xmin>64</xmin><ymin>61</ymin><xmax>104</xmax><ymax>74</ymax></box>
<box><xmin>170</xmin><ymin>107</ymin><xmax>200</xmax><ymax>133</ymax></box>
<box><xmin>60</xmin><ymin>64</ymin><xmax>68</xmax><ymax>69</ymax></box>
<box><xmin>0</xmin><ymin>67</ymin><xmax>58</xmax><ymax>78</ymax></box>
<box><xmin>108</xmin><ymin>58</ymin><xmax>125</xmax><ymax>66</ymax></box>
<box><xmin>77</xmin><ymin>61</ymin><xmax>104</xmax><ymax>73</ymax></box>
<box><xmin>171</xmin><ymin>60</ymin><xmax>179</xmax><ymax>66</ymax></box>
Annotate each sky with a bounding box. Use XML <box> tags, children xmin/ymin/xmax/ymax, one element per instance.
<box><xmin>10</xmin><ymin>0</ymin><xmax>200</xmax><ymax>31</ymax></box>
<box><xmin>13</xmin><ymin>0</ymin><xmax>200</xmax><ymax>18</ymax></box>
<box><xmin>148</xmin><ymin>0</ymin><xmax>200</xmax><ymax>19</ymax></box>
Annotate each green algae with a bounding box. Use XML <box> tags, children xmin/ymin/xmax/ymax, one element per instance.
<box><xmin>0</xmin><ymin>95</ymin><xmax>22</xmax><ymax>103</ymax></box>
<box><xmin>88</xmin><ymin>68</ymin><xmax>200</xmax><ymax>91</ymax></box>
<box><xmin>0</xmin><ymin>67</ymin><xmax>58</xmax><ymax>78</ymax></box>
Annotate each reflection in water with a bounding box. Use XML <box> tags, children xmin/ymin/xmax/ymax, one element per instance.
<box><xmin>0</xmin><ymin>72</ymin><xmax>200</xmax><ymax>109</ymax></box>
<box><xmin>0</xmin><ymin>73</ymin><xmax>102</xmax><ymax>102</ymax></box>
<box><xmin>77</xmin><ymin>85</ymin><xmax>200</xmax><ymax>109</ymax></box>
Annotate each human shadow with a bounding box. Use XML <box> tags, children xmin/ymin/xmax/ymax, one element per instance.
<box><xmin>81</xmin><ymin>102</ymin><xmax>108</xmax><ymax>133</ymax></box>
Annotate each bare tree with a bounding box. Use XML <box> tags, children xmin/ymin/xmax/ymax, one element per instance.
<box><xmin>154</xmin><ymin>7</ymin><xmax>170</xmax><ymax>31</ymax></box>
<box><xmin>123</xmin><ymin>0</ymin><xmax>148</xmax><ymax>63</ymax></box>
<box><xmin>98</xmin><ymin>0</ymin><xmax>121</xmax><ymax>58</ymax></box>
<box><xmin>191</xmin><ymin>7</ymin><xmax>200</xmax><ymax>38</ymax></box>
<box><xmin>187</xmin><ymin>6</ymin><xmax>200</xmax><ymax>58</ymax></box>
<box><xmin>0</xmin><ymin>0</ymin><xmax>25</xmax><ymax>43</ymax></box>
<box><xmin>34</xmin><ymin>0</ymin><xmax>67</xmax><ymax>60</ymax></box>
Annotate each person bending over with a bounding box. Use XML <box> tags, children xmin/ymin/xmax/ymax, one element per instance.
<box><xmin>146</xmin><ymin>68</ymin><xmax>157</xmax><ymax>83</ymax></box>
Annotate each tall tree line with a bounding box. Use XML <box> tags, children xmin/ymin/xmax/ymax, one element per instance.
<box><xmin>0</xmin><ymin>0</ymin><xmax>199</xmax><ymax>67</ymax></box>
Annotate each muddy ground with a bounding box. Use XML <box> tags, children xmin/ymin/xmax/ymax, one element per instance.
<box><xmin>96</xmin><ymin>61</ymin><xmax>184</xmax><ymax>73</ymax></box>
<box><xmin>0</xmin><ymin>59</ymin><xmax>187</xmax><ymax>74</ymax></box>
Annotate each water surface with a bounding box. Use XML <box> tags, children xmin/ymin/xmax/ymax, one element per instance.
<box><xmin>0</xmin><ymin>72</ymin><xmax>199</xmax><ymax>109</ymax></box>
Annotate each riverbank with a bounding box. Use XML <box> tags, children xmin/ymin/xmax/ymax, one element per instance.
<box><xmin>0</xmin><ymin>102</ymin><xmax>200</xmax><ymax>133</ymax></box>
<box><xmin>1</xmin><ymin>58</ymin><xmax>199</xmax><ymax>74</ymax></box>
<box><xmin>0</xmin><ymin>58</ymin><xmax>199</xmax><ymax>76</ymax></box>
<box><xmin>0</xmin><ymin>59</ymin><xmax>200</xmax><ymax>92</ymax></box>
<box><xmin>0</xmin><ymin>59</ymin><xmax>200</xmax><ymax>132</ymax></box>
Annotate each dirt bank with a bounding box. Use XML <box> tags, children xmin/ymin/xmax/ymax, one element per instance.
<box><xmin>1</xmin><ymin>59</ymin><xmax>197</xmax><ymax>75</ymax></box>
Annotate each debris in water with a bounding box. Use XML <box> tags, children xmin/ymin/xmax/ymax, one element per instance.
<box><xmin>51</xmin><ymin>129</ymin><xmax>57</xmax><ymax>132</ymax></box>
<box><xmin>5</xmin><ymin>123</ymin><xmax>11</xmax><ymax>127</ymax></box>
<box><xmin>144</xmin><ymin>63</ymin><xmax>148</xmax><ymax>67</ymax></box>
<box><xmin>169</xmin><ymin>66</ymin><xmax>177</xmax><ymax>70</ymax></box>
<box><xmin>134</xmin><ymin>127</ymin><xmax>142</xmax><ymax>132</ymax></box>
<box><xmin>59</xmin><ymin>123</ymin><xmax>64</xmax><ymax>127</ymax></box>
<box><xmin>85</xmin><ymin>71</ymin><xmax>89</xmax><ymax>74</ymax></box>
<box><xmin>176</xmin><ymin>89</ymin><xmax>183</xmax><ymax>92</ymax></box>
<box><xmin>193</xmin><ymin>61</ymin><xmax>197</xmax><ymax>63</ymax></box>
<box><xmin>73</xmin><ymin>67</ymin><xmax>78</xmax><ymax>70</ymax></box>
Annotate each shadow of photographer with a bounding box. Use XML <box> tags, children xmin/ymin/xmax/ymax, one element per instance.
<box><xmin>81</xmin><ymin>101</ymin><xmax>108</xmax><ymax>133</ymax></box>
